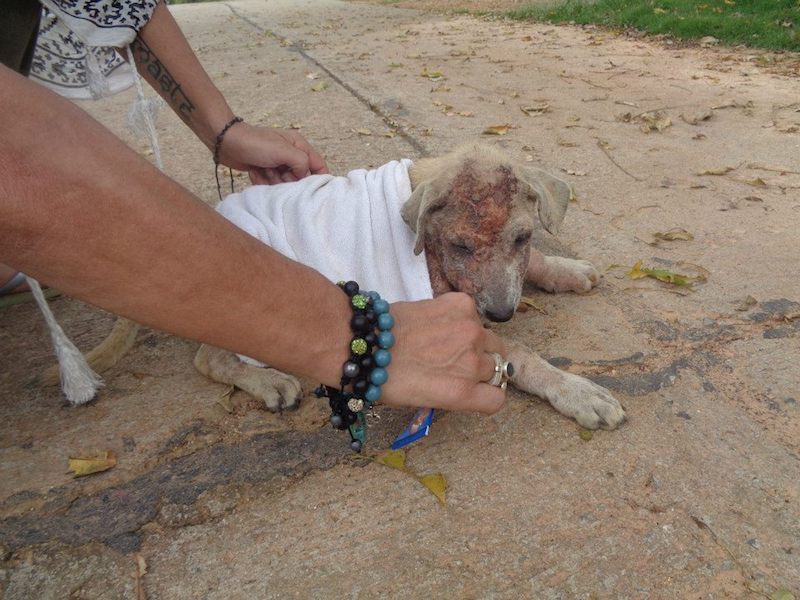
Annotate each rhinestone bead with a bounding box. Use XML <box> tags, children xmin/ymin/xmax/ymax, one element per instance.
<box><xmin>347</xmin><ymin>397</ymin><xmax>364</xmax><ymax>412</ymax></box>
<box><xmin>351</xmin><ymin>338</ymin><xmax>368</xmax><ymax>355</ymax></box>
<box><xmin>351</xmin><ymin>294</ymin><xmax>368</xmax><ymax>309</ymax></box>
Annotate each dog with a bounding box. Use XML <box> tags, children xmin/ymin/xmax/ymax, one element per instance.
<box><xmin>193</xmin><ymin>144</ymin><xmax>625</xmax><ymax>431</ymax></box>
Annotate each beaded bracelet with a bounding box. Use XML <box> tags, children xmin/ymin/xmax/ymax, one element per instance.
<box><xmin>213</xmin><ymin>115</ymin><xmax>244</xmax><ymax>201</ymax></box>
<box><xmin>314</xmin><ymin>280</ymin><xmax>394</xmax><ymax>452</ymax></box>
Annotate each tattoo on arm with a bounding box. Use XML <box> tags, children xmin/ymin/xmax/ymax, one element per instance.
<box><xmin>129</xmin><ymin>37</ymin><xmax>195</xmax><ymax>123</ymax></box>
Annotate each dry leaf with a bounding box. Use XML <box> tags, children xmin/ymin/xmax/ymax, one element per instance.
<box><xmin>216</xmin><ymin>385</ymin><xmax>235</xmax><ymax>413</ymax></box>
<box><xmin>579</xmin><ymin>429</ymin><xmax>594</xmax><ymax>441</ymax></box>
<box><xmin>745</xmin><ymin>177</ymin><xmax>767</xmax><ymax>187</ymax></box>
<box><xmin>734</xmin><ymin>295</ymin><xmax>757</xmax><ymax>311</ymax></box>
<box><xmin>520</xmin><ymin>103</ymin><xmax>550</xmax><ymax>116</ymax></box>
<box><xmin>637</xmin><ymin>111</ymin><xmax>672</xmax><ymax>133</ymax></box>
<box><xmin>421</xmin><ymin>67</ymin><xmax>445</xmax><ymax>80</ymax></box>
<box><xmin>68</xmin><ymin>450</ymin><xmax>117</xmax><ymax>477</ymax></box>
<box><xmin>310</xmin><ymin>81</ymin><xmax>328</xmax><ymax>92</ymax></box>
<box><xmin>518</xmin><ymin>296</ymin><xmax>548</xmax><ymax>314</ymax></box>
<box><xmin>419</xmin><ymin>473</ymin><xmax>447</xmax><ymax>506</ymax></box>
<box><xmin>376</xmin><ymin>449</ymin><xmax>407</xmax><ymax>470</ymax></box>
<box><xmin>697</xmin><ymin>166</ymin><xmax>734</xmax><ymax>176</ymax></box>
<box><xmin>626</xmin><ymin>260</ymin><xmax>704</xmax><ymax>288</ymax></box>
<box><xmin>652</xmin><ymin>228</ymin><xmax>694</xmax><ymax>242</ymax></box>
<box><xmin>482</xmin><ymin>124</ymin><xmax>512</xmax><ymax>135</ymax></box>
<box><xmin>353</xmin><ymin>128</ymin><xmax>372</xmax><ymax>136</ymax></box>
<box><xmin>680</xmin><ymin>109</ymin><xmax>713</xmax><ymax>125</ymax></box>
<box><xmin>562</xmin><ymin>168</ymin><xmax>587</xmax><ymax>176</ymax></box>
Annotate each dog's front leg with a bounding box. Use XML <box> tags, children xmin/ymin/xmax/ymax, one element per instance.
<box><xmin>525</xmin><ymin>248</ymin><xmax>600</xmax><ymax>293</ymax></box>
<box><xmin>507</xmin><ymin>342</ymin><xmax>625</xmax><ymax>430</ymax></box>
<box><xmin>194</xmin><ymin>344</ymin><xmax>302</xmax><ymax>411</ymax></box>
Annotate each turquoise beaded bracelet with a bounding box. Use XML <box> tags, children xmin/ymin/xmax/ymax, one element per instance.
<box><xmin>314</xmin><ymin>281</ymin><xmax>394</xmax><ymax>452</ymax></box>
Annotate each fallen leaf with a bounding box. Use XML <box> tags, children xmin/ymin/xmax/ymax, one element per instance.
<box><xmin>310</xmin><ymin>81</ymin><xmax>328</xmax><ymax>92</ymax></box>
<box><xmin>482</xmin><ymin>124</ymin><xmax>512</xmax><ymax>135</ymax></box>
<box><xmin>652</xmin><ymin>228</ymin><xmax>694</xmax><ymax>242</ymax></box>
<box><xmin>697</xmin><ymin>166</ymin><xmax>734</xmax><ymax>176</ymax></box>
<box><xmin>680</xmin><ymin>109</ymin><xmax>713</xmax><ymax>125</ymax></box>
<box><xmin>353</xmin><ymin>128</ymin><xmax>372</xmax><ymax>136</ymax></box>
<box><xmin>579</xmin><ymin>429</ymin><xmax>594</xmax><ymax>441</ymax></box>
<box><xmin>419</xmin><ymin>473</ymin><xmax>447</xmax><ymax>506</ymax></box>
<box><xmin>745</xmin><ymin>177</ymin><xmax>767</xmax><ymax>187</ymax></box>
<box><xmin>216</xmin><ymin>385</ymin><xmax>235</xmax><ymax>413</ymax></box>
<box><xmin>637</xmin><ymin>110</ymin><xmax>672</xmax><ymax>133</ymax></box>
<box><xmin>744</xmin><ymin>196</ymin><xmax>763</xmax><ymax>202</ymax></box>
<box><xmin>519</xmin><ymin>296</ymin><xmax>548</xmax><ymax>314</ymax></box>
<box><xmin>769</xmin><ymin>591</ymin><xmax>795</xmax><ymax>600</ymax></box>
<box><xmin>421</xmin><ymin>67</ymin><xmax>445</xmax><ymax>80</ymax></box>
<box><xmin>626</xmin><ymin>260</ymin><xmax>704</xmax><ymax>288</ymax></box>
<box><xmin>562</xmin><ymin>168</ymin><xmax>587</xmax><ymax>176</ymax></box>
<box><xmin>734</xmin><ymin>295</ymin><xmax>757</xmax><ymax>311</ymax></box>
<box><xmin>520</xmin><ymin>103</ymin><xmax>550</xmax><ymax>116</ymax></box>
<box><xmin>134</xmin><ymin>554</ymin><xmax>147</xmax><ymax>600</ymax></box>
<box><xmin>68</xmin><ymin>450</ymin><xmax>117</xmax><ymax>477</ymax></box>
<box><xmin>376</xmin><ymin>449</ymin><xmax>406</xmax><ymax>470</ymax></box>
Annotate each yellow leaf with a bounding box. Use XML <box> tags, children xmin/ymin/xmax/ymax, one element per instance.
<box><xmin>579</xmin><ymin>429</ymin><xmax>594</xmax><ymax>441</ymax></box>
<box><xmin>376</xmin><ymin>449</ymin><xmax>406</xmax><ymax>470</ymax></box>
<box><xmin>419</xmin><ymin>473</ymin><xmax>447</xmax><ymax>506</ymax></box>
<box><xmin>482</xmin><ymin>124</ymin><xmax>511</xmax><ymax>135</ymax></box>
<box><xmin>310</xmin><ymin>81</ymin><xmax>328</xmax><ymax>92</ymax></box>
<box><xmin>625</xmin><ymin>260</ymin><xmax>702</xmax><ymax>287</ymax></box>
<box><xmin>421</xmin><ymin>67</ymin><xmax>445</xmax><ymax>79</ymax></box>
<box><xmin>653</xmin><ymin>228</ymin><xmax>694</xmax><ymax>242</ymax></box>
<box><xmin>68</xmin><ymin>450</ymin><xmax>117</xmax><ymax>477</ymax></box>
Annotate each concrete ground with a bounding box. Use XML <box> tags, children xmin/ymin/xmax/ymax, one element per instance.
<box><xmin>1</xmin><ymin>1</ymin><xmax>799</xmax><ymax>598</ymax></box>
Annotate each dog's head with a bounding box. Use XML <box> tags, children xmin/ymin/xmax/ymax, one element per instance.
<box><xmin>402</xmin><ymin>144</ymin><xmax>572</xmax><ymax>322</ymax></box>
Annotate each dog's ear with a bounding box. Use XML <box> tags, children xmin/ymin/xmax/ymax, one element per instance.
<box><xmin>401</xmin><ymin>182</ymin><xmax>446</xmax><ymax>255</ymax></box>
<box><xmin>515</xmin><ymin>166</ymin><xmax>573</xmax><ymax>235</ymax></box>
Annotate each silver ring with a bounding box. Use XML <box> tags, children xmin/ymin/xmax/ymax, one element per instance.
<box><xmin>488</xmin><ymin>353</ymin><xmax>514</xmax><ymax>389</ymax></box>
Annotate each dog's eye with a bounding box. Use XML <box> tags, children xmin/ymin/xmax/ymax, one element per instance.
<box><xmin>514</xmin><ymin>232</ymin><xmax>532</xmax><ymax>247</ymax></box>
<box><xmin>450</xmin><ymin>240</ymin><xmax>474</xmax><ymax>254</ymax></box>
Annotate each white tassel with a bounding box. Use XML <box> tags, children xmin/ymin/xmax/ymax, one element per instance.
<box><xmin>126</xmin><ymin>45</ymin><xmax>165</xmax><ymax>171</ymax></box>
<box><xmin>27</xmin><ymin>277</ymin><xmax>103</xmax><ymax>406</ymax></box>
<box><xmin>85</xmin><ymin>49</ymin><xmax>110</xmax><ymax>100</ymax></box>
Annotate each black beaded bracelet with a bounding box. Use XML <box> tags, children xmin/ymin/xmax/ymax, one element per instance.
<box><xmin>314</xmin><ymin>280</ymin><xmax>394</xmax><ymax>452</ymax></box>
<box><xmin>213</xmin><ymin>116</ymin><xmax>243</xmax><ymax>201</ymax></box>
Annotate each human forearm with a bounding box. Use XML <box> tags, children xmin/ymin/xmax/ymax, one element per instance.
<box><xmin>0</xmin><ymin>66</ymin><xmax>345</xmax><ymax>383</ymax></box>
<box><xmin>129</xmin><ymin>1</ymin><xmax>232</xmax><ymax>149</ymax></box>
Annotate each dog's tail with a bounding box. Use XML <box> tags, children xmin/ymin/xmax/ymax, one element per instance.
<box><xmin>39</xmin><ymin>317</ymin><xmax>140</xmax><ymax>387</ymax></box>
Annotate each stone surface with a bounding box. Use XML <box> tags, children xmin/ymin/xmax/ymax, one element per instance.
<box><xmin>1</xmin><ymin>1</ymin><xmax>798</xmax><ymax>598</ymax></box>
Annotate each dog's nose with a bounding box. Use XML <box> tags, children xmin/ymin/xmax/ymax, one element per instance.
<box><xmin>485</xmin><ymin>308</ymin><xmax>515</xmax><ymax>323</ymax></box>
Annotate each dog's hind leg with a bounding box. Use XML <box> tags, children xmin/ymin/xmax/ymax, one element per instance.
<box><xmin>194</xmin><ymin>344</ymin><xmax>302</xmax><ymax>412</ymax></box>
<box><xmin>525</xmin><ymin>248</ymin><xmax>600</xmax><ymax>294</ymax></box>
<box><xmin>508</xmin><ymin>342</ymin><xmax>625</xmax><ymax>430</ymax></box>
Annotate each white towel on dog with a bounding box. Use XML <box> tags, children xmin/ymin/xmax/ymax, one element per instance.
<box><xmin>217</xmin><ymin>159</ymin><xmax>433</xmax><ymax>303</ymax></box>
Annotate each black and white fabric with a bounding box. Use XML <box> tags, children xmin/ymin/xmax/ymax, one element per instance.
<box><xmin>30</xmin><ymin>0</ymin><xmax>158</xmax><ymax>99</ymax></box>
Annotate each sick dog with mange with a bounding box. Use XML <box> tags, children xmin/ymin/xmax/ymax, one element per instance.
<box><xmin>194</xmin><ymin>144</ymin><xmax>625</xmax><ymax>431</ymax></box>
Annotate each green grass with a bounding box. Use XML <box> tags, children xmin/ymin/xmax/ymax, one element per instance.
<box><xmin>509</xmin><ymin>0</ymin><xmax>800</xmax><ymax>51</ymax></box>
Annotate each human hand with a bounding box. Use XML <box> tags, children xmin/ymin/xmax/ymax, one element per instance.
<box><xmin>218</xmin><ymin>123</ymin><xmax>329</xmax><ymax>184</ymax></box>
<box><xmin>379</xmin><ymin>293</ymin><xmax>508</xmax><ymax>415</ymax></box>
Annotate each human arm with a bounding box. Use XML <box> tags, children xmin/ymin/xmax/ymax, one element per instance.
<box><xmin>129</xmin><ymin>1</ymin><xmax>328</xmax><ymax>183</ymax></box>
<box><xmin>0</xmin><ymin>65</ymin><xmax>505</xmax><ymax>414</ymax></box>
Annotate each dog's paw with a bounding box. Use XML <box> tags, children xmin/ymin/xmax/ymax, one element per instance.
<box><xmin>547</xmin><ymin>372</ymin><xmax>626</xmax><ymax>430</ymax></box>
<box><xmin>243</xmin><ymin>368</ymin><xmax>303</xmax><ymax>412</ymax></box>
<box><xmin>537</xmin><ymin>256</ymin><xmax>600</xmax><ymax>293</ymax></box>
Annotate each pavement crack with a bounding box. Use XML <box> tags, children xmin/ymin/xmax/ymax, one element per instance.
<box><xmin>223</xmin><ymin>3</ymin><xmax>429</xmax><ymax>158</ymax></box>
